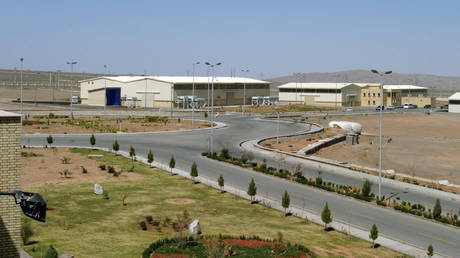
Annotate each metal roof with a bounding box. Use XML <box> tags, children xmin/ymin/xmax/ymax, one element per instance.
<box><xmin>0</xmin><ymin>110</ymin><xmax>21</xmax><ymax>118</ymax></box>
<box><xmin>278</xmin><ymin>82</ymin><xmax>362</xmax><ymax>89</ymax></box>
<box><xmin>383</xmin><ymin>85</ymin><xmax>427</xmax><ymax>90</ymax></box>
<box><xmin>80</xmin><ymin>76</ymin><xmax>269</xmax><ymax>84</ymax></box>
<box><xmin>448</xmin><ymin>92</ymin><xmax>460</xmax><ymax>100</ymax></box>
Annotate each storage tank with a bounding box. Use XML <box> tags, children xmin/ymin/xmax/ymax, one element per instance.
<box><xmin>328</xmin><ymin>121</ymin><xmax>362</xmax><ymax>134</ymax></box>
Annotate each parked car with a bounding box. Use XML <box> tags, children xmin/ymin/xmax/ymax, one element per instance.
<box><xmin>403</xmin><ymin>103</ymin><xmax>416</xmax><ymax>109</ymax></box>
<box><xmin>343</xmin><ymin>107</ymin><xmax>353</xmax><ymax>112</ymax></box>
<box><xmin>387</xmin><ymin>105</ymin><xmax>396</xmax><ymax>110</ymax></box>
<box><xmin>375</xmin><ymin>105</ymin><xmax>385</xmax><ymax>111</ymax></box>
<box><xmin>440</xmin><ymin>104</ymin><xmax>449</xmax><ymax>109</ymax></box>
<box><xmin>423</xmin><ymin>104</ymin><xmax>432</xmax><ymax>109</ymax></box>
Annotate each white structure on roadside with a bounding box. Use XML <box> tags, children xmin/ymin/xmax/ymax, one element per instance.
<box><xmin>79</xmin><ymin>76</ymin><xmax>270</xmax><ymax>108</ymax></box>
<box><xmin>278</xmin><ymin>83</ymin><xmax>363</xmax><ymax>106</ymax></box>
<box><xmin>448</xmin><ymin>92</ymin><xmax>460</xmax><ymax>113</ymax></box>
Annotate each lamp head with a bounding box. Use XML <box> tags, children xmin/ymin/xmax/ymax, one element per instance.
<box><xmin>385</xmin><ymin>71</ymin><xmax>392</xmax><ymax>74</ymax></box>
<box><xmin>205</xmin><ymin>62</ymin><xmax>211</xmax><ymax>65</ymax></box>
<box><xmin>216</xmin><ymin>62</ymin><xmax>222</xmax><ymax>66</ymax></box>
<box><xmin>371</xmin><ymin>69</ymin><xmax>379</xmax><ymax>74</ymax></box>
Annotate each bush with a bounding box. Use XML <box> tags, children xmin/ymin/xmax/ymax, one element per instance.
<box><xmin>433</xmin><ymin>199</ymin><xmax>442</xmax><ymax>219</ymax></box>
<box><xmin>220</xmin><ymin>148</ymin><xmax>230</xmax><ymax>159</ymax></box>
<box><xmin>81</xmin><ymin>166</ymin><xmax>88</xmax><ymax>174</ymax></box>
<box><xmin>44</xmin><ymin>245</ymin><xmax>58</xmax><ymax>258</ymax></box>
<box><xmin>376</xmin><ymin>199</ymin><xmax>387</xmax><ymax>206</ymax></box>
<box><xmin>140</xmin><ymin>221</ymin><xmax>147</xmax><ymax>231</ymax></box>
<box><xmin>112</xmin><ymin>140</ymin><xmax>120</xmax><ymax>151</ymax></box>
<box><xmin>90</xmin><ymin>134</ymin><xmax>96</xmax><ymax>146</ymax></box>
<box><xmin>146</xmin><ymin>216</ymin><xmax>153</xmax><ymax>223</ymax></box>
<box><xmin>108</xmin><ymin>166</ymin><xmax>116</xmax><ymax>174</ymax></box>
<box><xmin>99</xmin><ymin>164</ymin><xmax>106</xmax><ymax>170</ymax></box>
<box><xmin>362</xmin><ymin>179</ymin><xmax>372</xmax><ymax>197</ymax></box>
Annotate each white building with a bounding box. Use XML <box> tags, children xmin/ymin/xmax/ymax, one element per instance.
<box><xmin>278</xmin><ymin>83</ymin><xmax>363</xmax><ymax>106</ymax></box>
<box><xmin>448</xmin><ymin>92</ymin><xmax>460</xmax><ymax>113</ymax></box>
<box><xmin>79</xmin><ymin>76</ymin><xmax>270</xmax><ymax>108</ymax></box>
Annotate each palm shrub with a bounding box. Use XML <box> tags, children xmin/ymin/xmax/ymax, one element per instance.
<box><xmin>169</xmin><ymin>155</ymin><xmax>175</xmax><ymax>174</ymax></box>
<box><xmin>282</xmin><ymin>191</ymin><xmax>290</xmax><ymax>215</ymax></box>
<box><xmin>112</xmin><ymin>140</ymin><xmax>119</xmax><ymax>151</ymax></box>
<box><xmin>433</xmin><ymin>199</ymin><xmax>442</xmax><ymax>219</ymax></box>
<box><xmin>44</xmin><ymin>245</ymin><xmax>58</xmax><ymax>258</ymax></box>
<box><xmin>362</xmin><ymin>179</ymin><xmax>372</xmax><ymax>197</ymax></box>
<box><xmin>46</xmin><ymin>135</ymin><xmax>53</xmax><ymax>147</ymax></box>
<box><xmin>321</xmin><ymin>202</ymin><xmax>332</xmax><ymax>230</ymax></box>
<box><xmin>190</xmin><ymin>161</ymin><xmax>198</xmax><ymax>182</ymax></box>
<box><xmin>218</xmin><ymin>174</ymin><xmax>224</xmax><ymax>193</ymax></box>
<box><xmin>147</xmin><ymin>149</ymin><xmax>154</xmax><ymax>164</ymax></box>
<box><xmin>369</xmin><ymin>224</ymin><xmax>378</xmax><ymax>248</ymax></box>
<box><xmin>90</xmin><ymin>134</ymin><xmax>96</xmax><ymax>147</ymax></box>
<box><xmin>247</xmin><ymin>178</ymin><xmax>257</xmax><ymax>203</ymax></box>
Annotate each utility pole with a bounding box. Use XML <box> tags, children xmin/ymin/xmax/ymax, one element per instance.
<box><xmin>276</xmin><ymin>107</ymin><xmax>280</xmax><ymax>150</ymax></box>
<box><xmin>371</xmin><ymin>69</ymin><xmax>392</xmax><ymax>200</ymax></box>
<box><xmin>104</xmin><ymin>65</ymin><xmax>107</xmax><ymax>113</ymax></box>
<box><xmin>67</xmin><ymin>61</ymin><xmax>77</xmax><ymax>119</ymax></box>
<box><xmin>20</xmin><ymin>58</ymin><xmax>24</xmax><ymax>133</ymax></box>
<box><xmin>241</xmin><ymin>69</ymin><xmax>249</xmax><ymax>116</ymax></box>
<box><xmin>205</xmin><ymin>62</ymin><xmax>222</xmax><ymax>154</ymax></box>
<box><xmin>192</xmin><ymin>61</ymin><xmax>200</xmax><ymax>129</ymax></box>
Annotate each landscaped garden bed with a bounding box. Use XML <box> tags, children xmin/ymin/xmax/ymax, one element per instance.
<box><xmin>202</xmin><ymin>150</ymin><xmax>460</xmax><ymax>228</ymax></box>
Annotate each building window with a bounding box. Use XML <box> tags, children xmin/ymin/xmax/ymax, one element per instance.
<box><xmin>368</xmin><ymin>100</ymin><xmax>370</xmax><ymax>104</ymax></box>
<box><xmin>373</xmin><ymin>100</ymin><xmax>376</xmax><ymax>104</ymax></box>
<box><xmin>373</xmin><ymin>93</ymin><xmax>376</xmax><ymax>97</ymax></box>
<box><xmin>378</xmin><ymin>93</ymin><xmax>380</xmax><ymax>97</ymax></box>
<box><xmin>363</xmin><ymin>93</ymin><xmax>366</xmax><ymax>97</ymax></box>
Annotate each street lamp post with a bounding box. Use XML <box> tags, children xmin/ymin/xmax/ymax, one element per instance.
<box><xmin>276</xmin><ymin>107</ymin><xmax>280</xmax><ymax>150</ymax></box>
<box><xmin>241</xmin><ymin>69</ymin><xmax>249</xmax><ymax>116</ymax></box>
<box><xmin>104</xmin><ymin>65</ymin><xmax>107</xmax><ymax>113</ymax></box>
<box><xmin>20</xmin><ymin>58</ymin><xmax>24</xmax><ymax>133</ymax></box>
<box><xmin>205</xmin><ymin>62</ymin><xmax>222</xmax><ymax>154</ymax></box>
<box><xmin>192</xmin><ymin>61</ymin><xmax>200</xmax><ymax>129</ymax></box>
<box><xmin>67</xmin><ymin>61</ymin><xmax>77</xmax><ymax>118</ymax></box>
<box><xmin>371</xmin><ymin>69</ymin><xmax>392</xmax><ymax>200</ymax></box>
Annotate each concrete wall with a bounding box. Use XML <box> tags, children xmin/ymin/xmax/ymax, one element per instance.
<box><xmin>87</xmin><ymin>89</ymin><xmax>105</xmax><ymax>106</ymax></box>
<box><xmin>361</xmin><ymin>86</ymin><xmax>386</xmax><ymax>106</ymax></box>
<box><xmin>0</xmin><ymin>112</ymin><xmax>21</xmax><ymax>257</ymax></box>
<box><xmin>449</xmin><ymin>103</ymin><xmax>460</xmax><ymax>113</ymax></box>
<box><xmin>401</xmin><ymin>96</ymin><xmax>434</xmax><ymax>107</ymax></box>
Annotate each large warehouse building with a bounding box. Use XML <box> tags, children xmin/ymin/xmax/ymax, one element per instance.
<box><xmin>278</xmin><ymin>83</ymin><xmax>363</xmax><ymax>106</ymax></box>
<box><xmin>448</xmin><ymin>92</ymin><xmax>460</xmax><ymax>113</ymax></box>
<box><xmin>80</xmin><ymin>76</ymin><xmax>270</xmax><ymax>108</ymax></box>
<box><xmin>278</xmin><ymin>82</ymin><xmax>434</xmax><ymax>107</ymax></box>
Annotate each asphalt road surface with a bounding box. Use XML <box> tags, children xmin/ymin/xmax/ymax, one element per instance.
<box><xmin>23</xmin><ymin>114</ymin><xmax>459</xmax><ymax>257</ymax></box>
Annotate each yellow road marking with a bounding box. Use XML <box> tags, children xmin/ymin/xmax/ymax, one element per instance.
<box><xmin>346</xmin><ymin>210</ymin><xmax>373</xmax><ymax>221</ymax></box>
<box><xmin>419</xmin><ymin>232</ymin><xmax>456</xmax><ymax>246</ymax></box>
<box><xmin>256</xmin><ymin>182</ymin><xmax>264</xmax><ymax>186</ymax></box>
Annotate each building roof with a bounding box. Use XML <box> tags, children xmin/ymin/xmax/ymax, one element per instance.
<box><xmin>448</xmin><ymin>92</ymin><xmax>460</xmax><ymax>100</ymax></box>
<box><xmin>383</xmin><ymin>85</ymin><xmax>427</xmax><ymax>90</ymax></box>
<box><xmin>278</xmin><ymin>82</ymin><xmax>361</xmax><ymax>90</ymax></box>
<box><xmin>80</xmin><ymin>76</ymin><xmax>269</xmax><ymax>84</ymax></box>
<box><xmin>0</xmin><ymin>110</ymin><xmax>21</xmax><ymax>118</ymax></box>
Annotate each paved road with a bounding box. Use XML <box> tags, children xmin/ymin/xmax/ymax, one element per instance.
<box><xmin>23</xmin><ymin>114</ymin><xmax>459</xmax><ymax>257</ymax></box>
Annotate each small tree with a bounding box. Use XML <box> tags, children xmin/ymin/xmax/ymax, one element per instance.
<box><xmin>46</xmin><ymin>135</ymin><xmax>53</xmax><ymax>147</ymax></box>
<box><xmin>427</xmin><ymin>244</ymin><xmax>433</xmax><ymax>257</ymax></box>
<box><xmin>129</xmin><ymin>145</ymin><xmax>136</xmax><ymax>162</ymax></box>
<box><xmin>247</xmin><ymin>178</ymin><xmax>257</xmax><ymax>203</ymax></box>
<box><xmin>433</xmin><ymin>198</ymin><xmax>442</xmax><ymax>219</ymax></box>
<box><xmin>169</xmin><ymin>155</ymin><xmax>176</xmax><ymax>174</ymax></box>
<box><xmin>90</xmin><ymin>134</ymin><xmax>96</xmax><ymax>147</ymax></box>
<box><xmin>321</xmin><ymin>202</ymin><xmax>332</xmax><ymax>230</ymax></box>
<box><xmin>112</xmin><ymin>140</ymin><xmax>119</xmax><ymax>151</ymax></box>
<box><xmin>44</xmin><ymin>245</ymin><xmax>58</xmax><ymax>258</ymax></box>
<box><xmin>369</xmin><ymin>224</ymin><xmax>379</xmax><ymax>248</ymax></box>
<box><xmin>147</xmin><ymin>149</ymin><xmax>154</xmax><ymax>164</ymax></box>
<box><xmin>293</xmin><ymin>163</ymin><xmax>304</xmax><ymax>179</ymax></box>
<box><xmin>362</xmin><ymin>179</ymin><xmax>372</xmax><ymax>197</ymax></box>
<box><xmin>218</xmin><ymin>174</ymin><xmax>224</xmax><ymax>192</ymax></box>
<box><xmin>190</xmin><ymin>161</ymin><xmax>198</xmax><ymax>182</ymax></box>
<box><xmin>282</xmin><ymin>191</ymin><xmax>290</xmax><ymax>215</ymax></box>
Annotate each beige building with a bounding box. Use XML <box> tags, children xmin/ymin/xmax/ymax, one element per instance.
<box><xmin>278</xmin><ymin>83</ymin><xmax>362</xmax><ymax>106</ymax></box>
<box><xmin>0</xmin><ymin>111</ymin><xmax>21</xmax><ymax>257</ymax></box>
<box><xmin>361</xmin><ymin>84</ymin><xmax>434</xmax><ymax>107</ymax></box>
<box><xmin>80</xmin><ymin>76</ymin><xmax>270</xmax><ymax>108</ymax></box>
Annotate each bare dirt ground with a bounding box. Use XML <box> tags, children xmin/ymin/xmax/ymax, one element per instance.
<box><xmin>260</xmin><ymin>128</ymin><xmax>345</xmax><ymax>153</ymax></box>
<box><xmin>0</xmin><ymin>86</ymin><xmax>73</xmax><ymax>109</ymax></box>
<box><xmin>21</xmin><ymin>148</ymin><xmax>143</xmax><ymax>188</ymax></box>
<box><xmin>22</xmin><ymin>116</ymin><xmax>209</xmax><ymax>134</ymax></box>
<box><xmin>309</xmin><ymin>112</ymin><xmax>460</xmax><ymax>185</ymax></box>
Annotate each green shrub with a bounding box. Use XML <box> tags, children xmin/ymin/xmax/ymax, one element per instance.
<box><xmin>99</xmin><ymin>164</ymin><xmax>106</xmax><ymax>170</ymax></box>
<box><xmin>81</xmin><ymin>166</ymin><xmax>88</xmax><ymax>174</ymax></box>
<box><xmin>140</xmin><ymin>221</ymin><xmax>147</xmax><ymax>230</ymax></box>
<box><xmin>108</xmin><ymin>166</ymin><xmax>116</xmax><ymax>174</ymax></box>
<box><xmin>44</xmin><ymin>245</ymin><xmax>58</xmax><ymax>258</ymax></box>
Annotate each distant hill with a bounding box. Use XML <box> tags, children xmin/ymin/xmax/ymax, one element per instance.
<box><xmin>269</xmin><ymin>70</ymin><xmax>460</xmax><ymax>93</ymax></box>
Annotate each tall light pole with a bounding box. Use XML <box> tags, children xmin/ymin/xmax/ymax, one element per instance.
<box><xmin>104</xmin><ymin>65</ymin><xmax>107</xmax><ymax>113</ymax></box>
<box><xmin>19</xmin><ymin>58</ymin><xmax>24</xmax><ymax>133</ymax></box>
<box><xmin>241</xmin><ymin>69</ymin><xmax>249</xmax><ymax>116</ymax></box>
<box><xmin>205</xmin><ymin>62</ymin><xmax>222</xmax><ymax>154</ymax></box>
<box><xmin>371</xmin><ymin>69</ymin><xmax>392</xmax><ymax>201</ymax></box>
<box><xmin>192</xmin><ymin>61</ymin><xmax>200</xmax><ymax>129</ymax></box>
<box><xmin>67</xmin><ymin>61</ymin><xmax>77</xmax><ymax>118</ymax></box>
<box><xmin>276</xmin><ymin>107</ymin><xmax>280</xmax><ymax>150</ymax></box>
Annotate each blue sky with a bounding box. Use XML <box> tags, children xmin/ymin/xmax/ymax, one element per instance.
<box><xmin>2</xmin><ymin>1</ymin><xmax>460</xmax><ymax>78</ymax></box>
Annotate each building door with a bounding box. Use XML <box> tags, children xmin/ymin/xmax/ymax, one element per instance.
<box><xmin>106</xmin><ymin>88</ymin><xmax>121</xmax><ymax>106</ymax></box>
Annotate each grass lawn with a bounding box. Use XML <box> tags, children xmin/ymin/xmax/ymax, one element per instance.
<box><xmin>23</xmin><ymin>148</ymin><xmax>405</xmax><ymax>257</ymax></box>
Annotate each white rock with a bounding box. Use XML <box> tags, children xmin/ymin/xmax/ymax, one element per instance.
<box><xmin>189</xmin><ymin>219</ymin><xmax>201</xmax><ymax>235</ymax></box>
<box><xmin>94</xmin><ymin>184</ymin><xmax>103</xmax><ymax>195</ymax></box>
<box><xmin>386</xmin><ymin>169</ymin><xmax>395</xmax><ymax>175</ymax></box>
